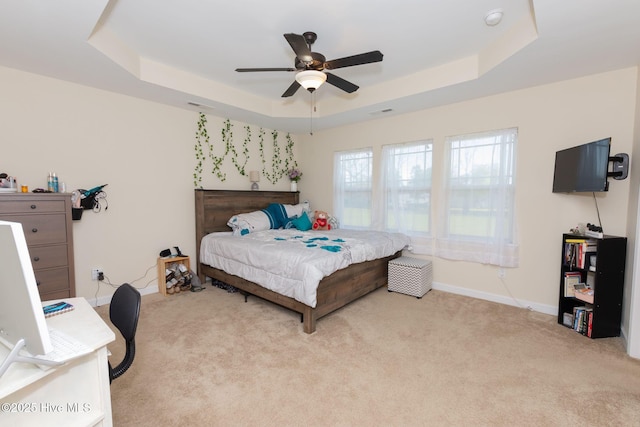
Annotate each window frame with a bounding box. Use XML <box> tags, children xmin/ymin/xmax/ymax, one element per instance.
<box><xmin>437</xmin><ymin>127</ymin><xmax>518</xmax><ymax>267</ymax></box>
<box><xmin>381</xmin><ymin>140</ymin><xmax>433</xmax><ymax>242</ymax></box>
<box><xmin>333</xmin><ymin>147</ymin><xmax>374</xmax><ymax>230</ymax></box>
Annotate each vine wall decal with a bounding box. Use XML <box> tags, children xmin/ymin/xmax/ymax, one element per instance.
<box><xmin>193</xmin><ymin>113</ymin><xmax>298</xmax><ymax>188</ymax></box>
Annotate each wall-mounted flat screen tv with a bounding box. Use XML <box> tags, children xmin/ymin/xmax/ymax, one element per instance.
<box><xmin>552</xmin><ymin>137</ymin><xmax>611</xmax><ymax>193</ymax></box>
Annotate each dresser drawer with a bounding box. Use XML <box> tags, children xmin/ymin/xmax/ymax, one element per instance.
<box><xmin>40</xmin><ymin>289</ymin><xmax>73</xmax><ymax>301</ymax></box>
<box><xmin>34</xmin><ymin>267</ymin><xmax>70</xmax><ymax>295</ymax></box>
<box><xmin>29</xmin><ymin>244</ymin><xmax>68</xmax><ymax>270</ymax></box>
<box><xmin>0</xmin><ymin>213</ymin><xmax>67</xmax><ymax>245</ymax></box>
<box><xmin>0</xmin><ymin>199</ymin><xmax>66</xmax><ymax>214</ymax></box>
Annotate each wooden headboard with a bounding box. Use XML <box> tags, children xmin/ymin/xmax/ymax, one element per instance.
<box><xmin>194</xmin><ymin>189</ymin><xmax>300</xmax><ymax>271</ymax></box>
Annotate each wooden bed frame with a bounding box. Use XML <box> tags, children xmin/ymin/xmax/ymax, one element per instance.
<box><xmin>194</xmin><ymin>189</ymin><xmax>401</xmax><ymax>333</ymax></box>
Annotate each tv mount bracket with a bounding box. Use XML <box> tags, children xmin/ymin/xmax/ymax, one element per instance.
<box><xmin>608</xmin><ymin>153</ymin><xmax>629</xmax><ymax>180</ymax></box>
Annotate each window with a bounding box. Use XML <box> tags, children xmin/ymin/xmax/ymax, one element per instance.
<box><xmin>437</xmin><ymin>128</ymin><xmax>518</xmax><ymax>267</ymax></box>
<box><xmin>333</xmin><ymin>148</ymin><xmax>373</xmax><ymax>229</ymax></box>
<box><xmin>382</xmin><ymin>141</ymin><xmax>433</xmax><ymax>253</ymax></box>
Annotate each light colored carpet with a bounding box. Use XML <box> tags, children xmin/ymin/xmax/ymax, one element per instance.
<box><xmin>97</xmin><ymin>285</ymin><xmax>640</xmax><ymax>426</ymax></box>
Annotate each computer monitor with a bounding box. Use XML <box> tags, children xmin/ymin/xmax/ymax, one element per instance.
<box><xmin>0</xmin><ymin>220</ymin><xmax>52</xmax><ymax>357</ymax></box>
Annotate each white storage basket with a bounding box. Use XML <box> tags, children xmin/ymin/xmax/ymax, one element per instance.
<box><xmin>388</xmin><ymin>257</ymin><xmax>433</xmax><ymax>298</ymax></box>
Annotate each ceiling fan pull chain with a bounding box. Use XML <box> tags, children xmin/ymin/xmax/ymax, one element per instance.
<box><xmin>310</xmin><ymin>92</ymin><xmax>314</xmax><ymax>135</ymax></box>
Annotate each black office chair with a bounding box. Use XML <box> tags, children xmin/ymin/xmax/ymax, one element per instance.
<box><xmin>108</xmin><ymin>283</ymin><xmax>141</xmax><ymax>383</ymax></box>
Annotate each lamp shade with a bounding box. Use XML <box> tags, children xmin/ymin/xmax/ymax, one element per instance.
<box><xmin>249</xmin><ymin>170</ymin><xmax>260</xmax><ymax>191</ymax></box>
<box><xmin>295</xmin><ymin>70</ymin><xmax>327</xmax><ymax>92</ymax></box>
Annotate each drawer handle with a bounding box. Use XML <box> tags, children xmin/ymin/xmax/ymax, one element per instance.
<box><xmin>32</xmin><ymin>228</ymin><xmax>38</xmax><ymax>233</ymax></box>
<box><xmin>31</xmin><ymin>204</ymin><xmax>37</xmax><ymax>209</ymax></box>
<box><xmin>33</xmin><ymin>256</ymin><xmax>40</xmax><ymax>262</ymax></box>
<box><xmin>36</xmin><ymin>281</ymin><xmax>41</xmax><ymax>287</ymax></box>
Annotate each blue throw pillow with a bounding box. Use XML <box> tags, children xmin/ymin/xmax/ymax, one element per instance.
<box><xmin>291</xmin><ymin>211</ymin><xmax>312</xmax><ymax>231</ymax></box>
<box><xmin>261</xmin><ymin>203</ymin><xmax>289</xmax><ymax>229</ymax></box>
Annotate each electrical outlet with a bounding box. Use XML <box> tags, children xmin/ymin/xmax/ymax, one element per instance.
<box><xmin>498</xmin><ymin>268</ymin><xmax>506</xmax><ymax>279</ymax></box>
<box><xmin>91</xmin><ymin>268</ymin><xmax>102</xmax><ymax>281</ymax></box>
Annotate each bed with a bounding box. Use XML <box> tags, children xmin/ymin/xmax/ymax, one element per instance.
<box><xmin>194</xmin><ymin>189</ymin><xmax>407</xmax><ymax>333</ymax></box>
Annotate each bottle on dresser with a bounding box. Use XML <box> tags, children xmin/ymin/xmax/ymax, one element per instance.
<box><xmin>47</xmin><ymin>172</ymin><xmax>59</xmax><ymax>192</ymax></box>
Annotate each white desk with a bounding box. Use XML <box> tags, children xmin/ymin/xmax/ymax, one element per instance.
<box><xmin>0</xmin><ymin>297</ymin><xmax>115</xmax><ymax>426</ymax></box>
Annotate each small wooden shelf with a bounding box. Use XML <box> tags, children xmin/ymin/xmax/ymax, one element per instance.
<box><xmin>157</xmin><ymin>256</ymin><xmax>190</xmax><ymax>296</ymax></box>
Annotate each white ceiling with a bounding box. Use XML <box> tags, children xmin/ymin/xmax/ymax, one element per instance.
<box><xmin>2</xmin><ymin>0</ymin><xmax>640</xmax><ymax>134</ymax></box>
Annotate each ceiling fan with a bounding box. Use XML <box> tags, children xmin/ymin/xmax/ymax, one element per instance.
<box><xmin>235</xmin><ymin>32</ymin><xmax>383</xmax><ymax>98</ymax></box>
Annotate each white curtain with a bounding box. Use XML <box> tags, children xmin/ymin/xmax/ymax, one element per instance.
<box><xmin>381</xmin><ymin>141</ymin><xmax>433</xmax><ymax>254</ymax></box>
<box><xmin>436</xmin><ymin>128</ymin><xmax>519</xmax><ymax>267</ymax></box>
<box><xmin>333</xmin><ymin>149</ymin><xmax>373</xmax><ymax>229</ymax></box>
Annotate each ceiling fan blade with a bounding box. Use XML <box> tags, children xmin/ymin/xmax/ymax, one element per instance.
<box><xmin>284</xmin><ymin>33</ymin><xmax>313</xmax><ymax>63</ymax></box>
<box><xmin>325</xmin><ymin>72</ymin><xmax>359</xmax><ymax>93</ymax></box>
<box><xmin>236</xmin><ymin>67</ymin><xmax>296</xmax><ymax>72</ymax></box>
<box><xmin>324</xmin><ymin>50</ymin><xmax>383</xmax><ymax>70</ymax></box>
<box><xmin>281</xmin><ymin>81</ymin><xmax>301</xmax><ymax>97</ymax></box>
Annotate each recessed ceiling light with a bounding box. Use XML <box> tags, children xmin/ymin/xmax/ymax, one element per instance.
<box><xmin>484</xmin><ymin>8</ymin><xmax>503</xmax><ymax>26</ymax></box>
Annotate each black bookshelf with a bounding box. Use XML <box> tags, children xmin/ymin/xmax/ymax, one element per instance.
<box><xmin>557</xmin><ymin>233</ymin><xmax>626</xmax><ymax>338</ymax></box>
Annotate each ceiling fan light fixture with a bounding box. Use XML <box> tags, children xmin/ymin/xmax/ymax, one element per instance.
<box><xmin>295</xmin><ymin>70</ymin><xmax>327</xmax><ymax>92</ymax></box>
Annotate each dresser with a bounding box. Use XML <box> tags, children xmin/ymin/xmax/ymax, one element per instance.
<box><xmin>0</xmin><ymin>193</ymin><xmax>75</xmax><ymax>299</ymax></box>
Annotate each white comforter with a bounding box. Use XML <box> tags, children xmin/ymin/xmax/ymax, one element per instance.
<box><xmin>200</xmin><ymin>229</ymin><xmax>410</xmax><ymax>307</ymax></box>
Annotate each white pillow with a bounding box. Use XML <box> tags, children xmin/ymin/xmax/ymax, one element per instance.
<box><xmin>227</xmin><ymin>211</ymin><xmax>271</xmax><ymax>236</ymax></box>
<box><xmin>284</xmin><ymin>203</ymin><xmax>306</xmax><ymax>218</ymax></box>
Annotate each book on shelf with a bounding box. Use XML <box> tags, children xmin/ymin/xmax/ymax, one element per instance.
<box><xmin>564</xmin><ymin>242</ymin><xmax>574</xmax><ymax>265</ymax></box>
<box><xmin>584</xmin><ymin>308</ymin><xmax>593</xmax><ymax>337</ymax></box>
<box><xmin>565</xmin><ymin>238</ymin><xmax>587</xmax><ymax>243</ymax></box>
<box><xmin>572</xmin><ymin>306</ymin><xmax>593</xmax><ymax>335</ymax></box>
<box><xmin>563</xmin><ymin>272</ymin><xmax>582</xmax><ymax>297</ymax></box>
<box><xmin>573</xmin><ymin>306</ymin><xmax>583</xmax><ymax>332</ymax></box>
<box><xmin>563</xmin><ymin>239</ymin><xmax>597</xmax><ymax>269</ymax></box>
<box><xmin>577</xmin><ymin>241</ymin><xmax>597</xmax><ymax>269</ymax></box>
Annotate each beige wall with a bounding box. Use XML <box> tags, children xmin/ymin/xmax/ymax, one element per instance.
<box><xmin>299</xmin><ymin>68</ymin><xmax>637</xmax><ymax>316</ymax></box>
<box><xmin>1</xmin><ymin>64</ymin><xmax>637</xmax><ymax>340</ymax></box>
<box><xmin>0</xmin><ymin>66</ymin><xmax>300</xmax><ymax>305</ymax></box>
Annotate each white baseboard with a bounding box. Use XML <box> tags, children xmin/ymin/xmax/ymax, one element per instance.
<box><xmin>87</xmin><ymin>279</ymin><xmax>634</xmax><ymax>359</ymax></box>
<box><xmin>88</xmin><ymin>285</ymin><xmax>158</xmax><ymax>307</ymax></box>
<box><xmin>89</xmin><ymin>279</ymin><xmax>557</xmax><ymax>316</ymax></box>
<box><xmin>432</xmin><ymin>281</ymin><xmax>558</xmax><ymax>316</ymax></box>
